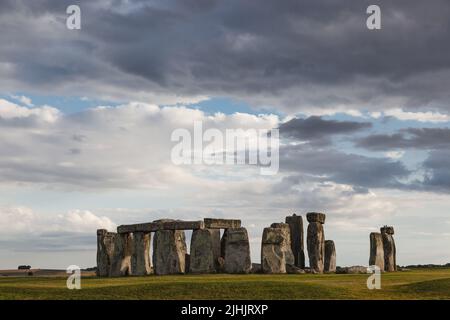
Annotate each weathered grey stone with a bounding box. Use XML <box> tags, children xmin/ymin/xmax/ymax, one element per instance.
<box><xmin>381</xmin><ymin>227</ymin><xmax>396</xmax><ymax>272</ymax></box>
<box><xmin>223</xmin><ymin>228</ymin><xmax>252</xmax><ymax>274</ymax></box>
<box><xmin>285</xmin><ymin>214</ymin><xmax>305</xmax><ymax>268</ymax></box>
<box><xmin>251</xmin><ymin>263</ymin><xmax>262</xmax><ymax>274</ymax></box>
<box><xmin>324</xmin><ymin>240</ymin><xmax>336</xmax><ymax>273</ymax></box>
<box><xmin>204</xmin><ymin>218</ymin><xmax>241</xmax><ymax>229</ymax></box>
<box><xmin>153</xmin><ymin>229</ymin><xmax>187</xmax><ymax>275</ymax></box>
<box><xmin>336</xmin><ymin>266</ymin><xmax>368</xmax><ymax>274</ymax></box>
<box><xmin>118</xmin><ymin>220</ymin><xmax>204</xmax><ymax>234</ymax></box>
<box><xmin>189</xmin><ymin>229</ymin><xmax>221</xmax><ymax>273</ymax></box>
<box><xmin>306</xmin><ymin>212</ymin><xmax>326</xmax><ymax>224</ymax></box>
<box><xmin>131</xmin><ymin>232</ymin><xmax>152</xmax><ymax>275</ymax></box>
<box><xmin>96</xmin><ymin>229</ymin><xmax>115</xmax><ymax>277</ymax></box>
<box><xmin>369</xmin><ymin>232</ymin><xmax>384</xmax><ymax>271</ymax></box>
<box><xmin>261</xmin><ymin>223</ymin><xmax>295</xmax><ymax>273</ymax></box>
<box><xmin>286</xmin><ymin>264</ymin><xmax>306</xmax><ymax>274</ymax></box>
<box><xmin>380</xmin><ymin>226</ymin><xmax>394</xmax><ymax>235</ymax></box>
<box><xmin>109</xmin><ymin>232</ymin><xmax>133</xmax><ymax>277</ymax></box>
<box><xmin>307</xmin><ymin>222</ymin><xmax>325</xmax><ymax>273</ymax></box>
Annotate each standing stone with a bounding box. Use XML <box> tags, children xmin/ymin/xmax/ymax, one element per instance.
<box><xmin>190</xmin><ymin>229</ymin><xmax>221</xmax><ymax>273</ymax></box>
<box><xmin>369</xmin><ymin>232</ymin><xmax>384</xmax><ymax>271</ymax></box>
<box><xmin>261</xmin><ymin>223</ymin><xmax>295</xmax><ymax>274</ymax></box>
<box><xmin>307</xmin><ymin>212</ymin><xmax>326</xmax><ymax>273</ymax></box>
<box><xmin>285</xmin><ymin>214</ymin><xmax>305</xmax><ymax>268</ymax></box>
<box><xmin>110</xmin><ymin>232</ymin><xmax>133</xmax><ymax>277</ymax></box>
<box><xmin>270</xmin><ymin>223</ymin><xmax>295</xmax><ymax>265</ymax></box>
<box><xmin>324</xmin><ymin>240</ymin><xmax>336</xmax><ymax>273</ymax></box>
<box><xmin>223</xmin><ymin>228</ymin><xmax>252</xmax><ymax>274</ymax></box>
<box><xmin>153</xmin><ymin>229</ymin><xmax>187</xmax><ymax>275</ymax></box>
<box><xmin>131</xmin><ymin>232</ymin><xmax>152</xmax><ymax>276</ymax></box>
<box><xmin>381</xmin><ymin>226</ymin><xmax>396</xmax><ymax>272</ymax></box>
<box><xmin>96</xmin><ymin>229</ymin><xmax>115</xmax><ymax>277</ymax></box>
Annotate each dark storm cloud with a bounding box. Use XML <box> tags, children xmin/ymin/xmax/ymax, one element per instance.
<box><xmin>355</xmin><ymin>128</ymin><xmax>450</xmax><ymax>151</ymax></box>
<box><xmin>280</xmin><ymin>145</ymin><xmax>410</xmax><ymax>189</ymax></box>
<box><xmin>415</xmin><ymin>150</ymin><xmax>450</xmax><ymax>192</ymax></box>
<box><xmin>280</xmin><ymin>116</ymin><xmax>371</xmax><ymax>144</ymax></box>
<box><xmin>1</xmin><ymin>0</ymin><xmax>450</xmax><ymax>112</ymax></box>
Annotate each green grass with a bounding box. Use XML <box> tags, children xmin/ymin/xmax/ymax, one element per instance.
<box><xmin>1</xmin><ymin>268</ymin><xmax>450</xmax><ymax>300</ymax></box>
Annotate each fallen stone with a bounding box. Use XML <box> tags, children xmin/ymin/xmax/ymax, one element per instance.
<box><xmin>223</xmin><ymin>228</ymin><xmax>252</xmax><ymax>274</ymax></box>
<box><xmin>251</xmin><ymin>263</ymin><xmax>262</xmax><ymax>274</ymax></box>
<box><xmin>285</xmin><ymin>214</ymin><xmax>305</xmax><ymax>268</ymax></box>
<box><xmin>204</xmin><ymin>218</ymin><xmax>241</xmax><ymax>229</ymax></box>
<box><xmin>369</xmin><ymin>232</ymin><xmax>385</xmax><ymax>271</ymax></box>
<box><xmin>324</xmin><ymin>240</ymin><xmax>336</xmax><ymax>273</ymax></box>
<box><xmin>336</xmin><ymin>266</ymin><xmax>368</xmax><ymax>274</ymax></box>
<box><xmin>286</xmin><ymin>264</ymin><xmax>306</xmax><ymax>274</ymax></box>
<box><xmin>153</xmin><ymin>229</ymin><xmax>187</xmax><ymax>275</ymax></box>
<box><xmin>307</xmin><ymin>222</ymin><xmax>325</xmax><ymax>273</ymax></box>
<box><xmin>131</xmin><ymin>232</ymin><xmax>152</xmax><ymax>275</ymax></box>
<box><xmin>306</xmin><ymin>212</ymin><xmax>326</xmax><ymax>224</ymax></box>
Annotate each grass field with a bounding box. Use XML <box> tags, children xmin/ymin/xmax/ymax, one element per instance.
<box><xmin>1</xmin><ymin>268</ymin><xmax>450</xmax><ymax>300</ymax></box>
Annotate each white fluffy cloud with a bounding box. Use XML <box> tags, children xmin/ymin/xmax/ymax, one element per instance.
<box><xmin>0</xmin><ymin>206</ymin><xmax>116</xmax><ymax>236</ymax></box>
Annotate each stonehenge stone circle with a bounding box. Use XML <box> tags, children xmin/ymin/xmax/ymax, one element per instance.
<box><xmin>131</xmin><ymin>232</ymin><xmax>152</xmax><ymax>275</ymax></box>
<box><xmin>285</xmin><ymin>214</ymin><xmax>305</xmax><ymax>268</ymax></box>
<box><xmin>307</xmin><ymin>212</ymin><xmax>326</xmax><ymax>273</ymax></box>
<box><xmin>381</xmin><ymin>226</ymin><xmax>397</xmax><ymax>272</ymax></box>
<box><xmin>369</xmin><ymin>232</ymin><xmax>385</xmax><ymax>271</ymax></box>
<box><xmin>189</xmin><ymin>228</ymin><xmax>221</xmax><ymax>273</ymax></box>
<box><xmin>324</xmin><ymin>240</ymin><xmax>336</xmax><ymax>273</ymax></box>
<box><xmin>222</xmin><ymin>227</ymin><xmax>252</xmax><ymax>274</ymax></box>
<box><xmin>96</xmin><ymin>216</ymin><xmax>398</xmax><ymax>277</ymax></box>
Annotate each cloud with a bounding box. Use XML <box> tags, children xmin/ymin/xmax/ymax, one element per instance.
<box><xmin>1</xmin><ymin>0</ymin><xmax>450</xmax><ymax>113</ymax></box>
<box><xmin>10</xmin><ymin>95</ymin><xmax>34</xmax><ymax>107</ymax></box>
<box><xmin>355</xmin><ymin>127</ymin><xmax>450</xmax><ymax>151</ymax></box>
<box><xmin>280</xmin><ymin>116</ymin><xmax>371</xmax><ymax>144</ymax></box>
<box><xmin>280</xmin><ymin>145</ymin><xmax>411</xmax><ymax>189</ymax></box>
<box><xmin>0</xmin><ymin>98</ymin><xmax>279</xmax><ymax>190</ymax></box>
<box><xmin>382</xmin><ymin>108</ymin><xmax>450</xmax><ymax>123</ymax></box>
<box><xmin>0</xmin><ymin>206</ymin><xmax>116</xmax><ymax>235</ymax></box>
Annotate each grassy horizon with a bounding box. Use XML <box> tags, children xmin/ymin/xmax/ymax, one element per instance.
<box><xmin>1</xmin><ymin>268</ymin><xmax>450</xmax><ymax>300</ymax></box>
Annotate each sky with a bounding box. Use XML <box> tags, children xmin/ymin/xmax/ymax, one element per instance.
<box><xmin>1</xmin><ymin>0</ymin><xmax>450</xmax><ymax>269</ymax></box>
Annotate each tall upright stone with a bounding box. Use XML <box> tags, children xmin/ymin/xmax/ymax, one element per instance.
<box><xmin>223</xmin><ymin>228</ymin><xmax>252</xmax><ymax>274</ymax></box>
<box><xmin>153</xmin><ymin>229</ymin><xmax>187</xmax><ymax>275</ymax></box>
<box><xmin>109</xmin><ymin>232</ymin><xmax>134</xmax><ymax>277</ymax></box>
<box><xmin>369</xmin><ymin>232</ymin><xmax>384</xmax><ymax>271</ymax></box>
<box><xmin>306</xmin><ymin>212</ymin><xmax>326</xmax><ymax>273</ymax></box>
<box><xmin>189</xmin><ymin>228</ymin><xmax>221</xmax><ymax>273</ymax></box>
<box><xmin>131</xmin><ymin>232</ymin><xmax>152</xmax><ymax>275</ymax></box>
<box><xmin>381</xmin><ymin>226</ymin><xmax>396</xmax><ymax>272</ymax></box>
<box><xmin>261</xmin><ymin>223</ymin><xmax>295</xmax><ymax>273</ymax></box>
<box><xmin>324</xmin><ymin>240</ymin><xmax>336</xmax><ymax>273</ymax></box>
<box><xmin>96</xmin><ymin>229</ymin><xmax>115</xmax><ymax>277</ymax></box>
<box><xmin>285</xmin><ymin>214</ymin><xmax>305</xmax><ymax>268</ymax></box>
